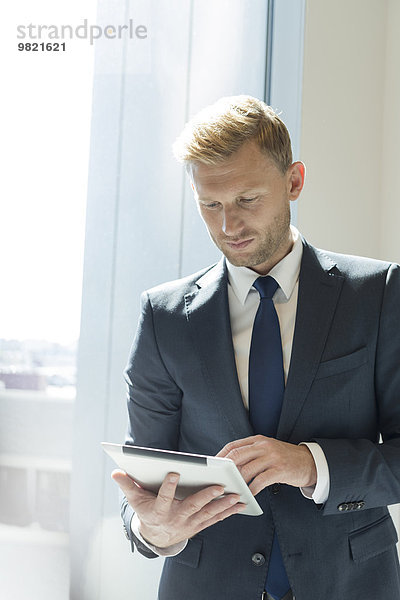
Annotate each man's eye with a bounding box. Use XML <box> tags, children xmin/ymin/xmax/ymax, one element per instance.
<box><xmin>203</xmin><ymin>202</ymin><xmax>219</xmax><ymax>209</ymax></box>
<box><xmin>240</xmin><ymin>197</ymin><xmax>257</xmax><ymax>203</ymax></box>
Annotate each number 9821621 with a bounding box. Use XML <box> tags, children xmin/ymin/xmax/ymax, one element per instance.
<box><xmin>18</xmin><ymin>42</ymin><xmax>66</xmax><ymax>51</ymax></box>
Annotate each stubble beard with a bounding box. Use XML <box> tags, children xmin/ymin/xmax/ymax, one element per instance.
<box><xmin>216</xmin><ymin>204</ymin><xmax>292</xmax><ymax>269</ymax></box>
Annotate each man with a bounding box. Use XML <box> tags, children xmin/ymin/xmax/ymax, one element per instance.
<box><xmin>112</xmin><ymin>96</ymin><xmax>400</xmax><ymax>600</ymax></box>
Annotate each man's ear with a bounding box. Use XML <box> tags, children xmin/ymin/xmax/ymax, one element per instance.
<box><xmin>287</xmin><ymin>161</ymin><xmax>305</xmax><ymax>200</ymax></box>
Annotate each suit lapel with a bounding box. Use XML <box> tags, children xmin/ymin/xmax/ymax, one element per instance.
<box><xmin>277</xmin><ymin>241</ymin><xmax>345</xmax><ymax>440</ymax></box>
<box><xmin>184</xmin><ymin>241</ymin><xmax>345</xmax><ymax>444</ymax></box>
<box><xmin>184</xmin><ymin>258</ymin><xmax>253</xmax><ymax>440</ymax></box>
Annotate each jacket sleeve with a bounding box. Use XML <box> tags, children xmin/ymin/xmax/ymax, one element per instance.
<box><xmin>315</xmin><ymin>263</ymin><xmax>400</xmax><ymax>516</ymax></box>
<box><xmin>120</xmin><ymin>291</ymin><xmax>183</xmax><ymax>555</ymax></box>
<box><xmin>125</xmin><ymin>291</ymin><xmax>183</xmax><ymax>449</ymax></box>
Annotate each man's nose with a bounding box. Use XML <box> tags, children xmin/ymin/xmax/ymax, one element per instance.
<box><xmin>222</xmin><ymin>207</ymin><xmax>242</xmax><ymax>236</ymax></box>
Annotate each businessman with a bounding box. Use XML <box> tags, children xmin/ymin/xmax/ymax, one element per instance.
<box><xmin>113</xmin><ymin>95</ymin><xmax>400</xmax><ymax>600</ymax></box>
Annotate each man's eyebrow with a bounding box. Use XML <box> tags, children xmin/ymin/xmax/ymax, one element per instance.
<box><xmin>197</xmin><ymin>196</ymin><xmax>215</xmax><ymax>202</ymax></box>
<box><xmin>198</xmin><ymin>188</ymin><xmax>262</xmax><ymax>202</ymax></box>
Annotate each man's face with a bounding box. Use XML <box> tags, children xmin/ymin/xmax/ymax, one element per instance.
<box><xmin>190</xmin><ymin>140</ymin><xmax>304</xmax><ymax>275</ymax></box>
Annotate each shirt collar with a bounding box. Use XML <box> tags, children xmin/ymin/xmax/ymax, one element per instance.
<box><xmin>226</xmin><ymin>225</ymin><xmax>303</xmax><ymax>305</ymax></box>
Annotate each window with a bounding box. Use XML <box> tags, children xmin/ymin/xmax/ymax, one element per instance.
<box><xmin>2</xmin><ymin>1</ymin><xmax>311</xmax><ymax>598</ymax></box>
<box><xmin>69</xmin><ymin>1</ymin><xmax>306</xmax><ymax>599</ymax></box>
<box><xmin>1</xmin><ymin>1</ymin><xmax>95</xmax><ymax>598</ymax></box>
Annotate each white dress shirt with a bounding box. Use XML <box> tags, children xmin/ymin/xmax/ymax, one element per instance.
<box><xmin>226</xmin><ymin>226</ymin><xmax>329</xmax><ymax>503</ymax></box>
<box><xmin>132</xmin><ymin>226</ymin><xmax>329</xmax><ymax>555</ymax></box>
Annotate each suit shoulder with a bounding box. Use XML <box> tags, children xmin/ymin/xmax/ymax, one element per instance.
<box><xmin>147</xmin><ymin>263</ymin><xmax>217</xmax><ymax>295</ymax></box>
<box><xmin>141</xmin><ymin>262</ymin><xmax>220</xmax><ymax>311</ymax></box>
<box><xmin>307</xmin><ymin>241</ymin><xmax>396</xmax><ymax>279</ymax></box>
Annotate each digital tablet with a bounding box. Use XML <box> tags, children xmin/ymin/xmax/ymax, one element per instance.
<box><xmin>102</xmin><ymin>442</ymin><xmax>263</xmax><ymax>517</ymax></box>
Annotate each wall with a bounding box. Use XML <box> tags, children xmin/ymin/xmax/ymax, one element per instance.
<box><xmin>380</xmin><ymin>0</ymin><xmax>400</xmax><ymax>262</ymax></box>
<box><xmin>299</xmin><ymin>0</ymin><xmax>400</xmax><ymax>264</ymax></box>
<box><xmin>298</xmin><ymin>0</ymin><xmax>400</xmax><ymax>531</ymax></box>
<box><xmin>298</xmin><ymin>0</ymin><xmax>387</xmax><ymax>258</ymax></box>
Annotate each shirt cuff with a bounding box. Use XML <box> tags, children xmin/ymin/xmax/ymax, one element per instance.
<box><xmin>131</xmin><ymin>513</ymin><xmax>188</xmax><ymax>557</ymax></box>
<box><xmin>299</xmin><ymin>442</ymin><xmax>330</xmax><ymax>504</ymax></box>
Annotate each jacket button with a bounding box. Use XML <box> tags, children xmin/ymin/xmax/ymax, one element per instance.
<box><xmin>251</xmin><ymin>552</ymin><xmax>266</xmax><ymax>566</ymax></box>
<box><xmin>271</xmin><ymin>483</ymin><xmax>280</xmax><ymax>495</ymax></box>
<box><xmin>338</xmin><ymin>500</ymin><xmax>365</xmax><ymax>512</ymax></box>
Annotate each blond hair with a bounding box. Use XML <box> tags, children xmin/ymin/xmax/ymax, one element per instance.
<box><xmin>173</xmin><ymin>95</ymin><xmax>293</xmax><ymax>174</ymax></box>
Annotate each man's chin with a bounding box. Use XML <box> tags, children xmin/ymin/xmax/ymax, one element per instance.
<box><xmin>222</xmin><ymin>249</ymin><xmax>260</xmax><ymax>268</ymax></box>
<box><xmin>224</xmin><ymin>255</ymin><xmax>250</xmax><ymax>267</ymax></box>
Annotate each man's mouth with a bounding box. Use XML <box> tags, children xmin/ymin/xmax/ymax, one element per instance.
<box><xmin>225</xmin><ymin>238</ymin><xmax>254</xmax><ymax>250</ymax></box>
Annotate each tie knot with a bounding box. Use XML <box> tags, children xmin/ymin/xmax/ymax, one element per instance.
<box><xmin>253</xmin><ymin>275</ymin><xmax>279</xmax><ymax>299</ymax></box>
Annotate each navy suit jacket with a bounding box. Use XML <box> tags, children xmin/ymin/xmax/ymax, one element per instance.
<box><xmin>121</xmin><ymin>239</ymin><xmax>400</xmax><ymax>600</ymax></box>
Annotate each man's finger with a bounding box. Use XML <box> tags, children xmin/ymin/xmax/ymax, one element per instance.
<box><xmin>111</xmin><ymin>469</ymin><xmax>138</xmax><ymax>491</ymax></box>
<box><xmin>111</xmin><ymin>469</ymin><xmax>151</xmax><ymax>501</ymax></box>
<box><xmin>248</xmin><ymin>468</ymin><xmax>280</xmax><ymax>496</ymax></box>
<box><xmin>237</xmin><ymin>456</ymin><xmax>272</xmax><ymax>483</ymax></box>
<box><xmin>191</xmin><ymin>493</ymin><xmax>242</xmax><ymax>526</ymax></box>
<box><xmin>179</xmin><ymin>484</ymin><xmax>226</xmax><ymax>517</ymax></box>
<box><xmin>220</xmin><ymin>444</ymin><xmax>269</xmax><ymax>473</ymax></box>
<box><xmin>197</xmin><ymin>501</ymin><xmax>247</xmax><ymax>531</ymax></box>
<box><xmin>216</xmin><ymin>437</ymin><xmax>249</xmax><ymax>457</ymax></box>
<box><xmin>216</xmin><ymin>435</ymin><xmax>261</xmax><ymax>458</ymax></box>
<box><xmin>154</xmin><ymin>472</ymin><xmax>181</xmax><ymax>511</ymax></box>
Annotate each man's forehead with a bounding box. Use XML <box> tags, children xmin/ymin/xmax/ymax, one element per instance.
<box><xmin>190</xmin><ymin>154</ymin><xmax>279</xmax><ymax>196</ymax></box>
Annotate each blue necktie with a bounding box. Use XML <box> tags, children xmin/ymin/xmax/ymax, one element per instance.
<box><xmin>248</xmin><ymin>276</ymin><xmax>290</xmax><ymax>600</ymax></box>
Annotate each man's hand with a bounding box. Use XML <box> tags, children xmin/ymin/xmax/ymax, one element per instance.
<box><xmin>217</xmin><ymin>435</ymin><xmax>317</xmax><ymax>496</ymax></box>
<box><xmin>112</xmin><ymin>470</ymin><xmax>245</xmax><ymax>549</ymax></box>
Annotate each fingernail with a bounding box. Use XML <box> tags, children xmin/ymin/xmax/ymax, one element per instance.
<box><xmin>212</xmin><ymin>487</ymin><xmax>224</xmax><ymax>497</ymax></box>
